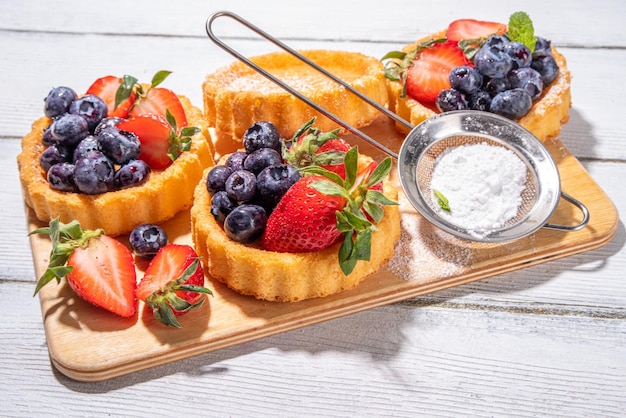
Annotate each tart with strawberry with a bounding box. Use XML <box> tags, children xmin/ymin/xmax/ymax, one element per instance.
<box><xmin>382</xmin><ymin>12</ymin><xmax>571</xmax><ymax>141</ymax></box>
<box><xmin>202</xmin><ymin>50</ymin><xmax>389</xmax><ymax>157</ymax></box>
<box><xmin>190</xmin><ymin>119</ymin><xmax>401</xmax><ymax>302</ymax></box>
<box><xmin>17</xmin><ymin>71</ymin><xmax>214</xmax><ymax>236</ymax></box>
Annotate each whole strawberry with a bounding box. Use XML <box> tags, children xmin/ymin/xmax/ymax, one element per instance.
<box><xmin>261</xmin><ymin>147</ymin><xmax>397</xmax><ymax>275</ymax></box>
<box><xmin>136</xmin><ymin>244</ymin><xmax>212</xmax><ymax>328</ymax></box>
<box><xmin>282</xmin><ymin>117</ymin><xmax>350</xmax><ymax>178</ymax></box>
<box><xmin>31</xmin><ymin>217</ymin><xmax>137</xmax><ymax>317</ymax></box>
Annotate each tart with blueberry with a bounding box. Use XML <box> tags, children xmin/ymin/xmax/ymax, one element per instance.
<box><xmin>202</xmin><ymin>50</ymin><xmax>389</xmax><ymax>157</ymax></box>
<box><xmin>18</xmin><ymin>71</ymin><xmax>214</xmax><ymax>236</ymax></box>
<box><xmin>190</xmin><ymin>119</ymin><xmax>401</xmax><ymax>302</ymax></box>
<box><xmin>382</xmin><ymin>12</ymin><xmax>571</xmax><ymax>141</ymax></box>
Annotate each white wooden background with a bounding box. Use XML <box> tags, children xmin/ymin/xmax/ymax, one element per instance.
<box><xmin>1</xmin><ymin>0</ymin><xmax>625</xmax><ymax>416</ymax></box>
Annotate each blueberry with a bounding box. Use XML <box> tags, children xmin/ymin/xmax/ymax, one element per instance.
<box><xmin>484</xmin><ymin>77</ymin><xmax>511</xmax><ymax>97</ymax></box>
<box><xmin>243</xmin><ymin>147</ymin><xmax>282</xmax><ymax>175</ymax></box>
<box><xmin>40</xmin><ymin>143</ymin><xmax>72</xmax><ymax>172</ymax></box>
<box><xmin>257</xmin><ymin>164</ymin><xmax>301</xmax><ymax>208</ymax></box>
<box><xmin>225</xmin><ymin>151</ymin><xmax>247</xmax><ymax>172</ymax></box>
<box><xmin>449</xmin><ymin>66</ymin><xmax>483</xmax><ymax>95</ymax></box>
<box><xmin>115</xmin><ymin>159</ymin><xmax>151</xmax><ymax>189</ymax></box>
<box><xmin>531</xmin><ymin>55</ymin><xmax>559</xmax><ymax>85</ymax></box>
<box><xmin>68</xmin><ymin>94</ymin><xmax>108</xmax><ymax>132</ymax></box>
<box><xmin>47</xmin><ymin>163</ymin><xmax>76</xmax><ymax>192</ymax></box>
<box><xmin>129</xmin><ymin>224</ymin><xmax>168</xmax><ymax>258</ymax></box>
<box><xmin>73</xmin><ymin>135</ymin><xmax>101</xmax><ymax>162</ymax></box>
<box><xmin>435</xmin><ymin>89</ymin><xmax>468</xmax><ymax>113</ymax></box>
<box><xmin>225</xmin><ymin>170</ymin><xmax>257</xmax><ymax>202</ymax></box>
<box><xmin>503</xmin><ymin>41</ymin><xmax>532</xmax><ymax>69</ymax></box>
<box><xmin>210</xmin><ymin>190</ymin><xmax>237</xmax><ymax>223</ymax></box>
<box><xmin>490</xmin><ymin>88</ymin><xmax>533</xmax><ymax>120</ymax></box>
<box><xmin>533</xmin><ymin>37</ymin><xmax>553</xmax><ymax>58</ymax></box>
<box><xmin>44</xmin><ymin>86</ymin><xmax>77</xmax><ymax>118</ymax></box>
<box><xmin>223</xmin><ymin>204</ymin><xmax>267</xmax><ymax>243</ymax></box>
<box><xmin>42</xmin><ymin>125</ymin><xmax>55</xmax><ymax>146</ymax></box>
<box><xmin>484</xmin><ymin>34</ymin><xmax>510</xmax><ymax>49</ymax></box>
<box><xmin>73</xmin><ymin>151</ymin><xmax>115</xmax><ymax>194</ymax></box>
<box><xmin>243</xmin><ymin>121</ymin><xmax>280</xmax><ymax>153</ymax></box>
<box><xmin>97</xmin><ymin>127</ymin><xmax>141</xmax><ymax>165</ymax></box>
<box><xmin>50</xmin><ymin>113</ymin><xmax>89</xmax><ymax>146</ymax></box>
<box><xmin>467</xmin><ymin>90</ymin><xmax>492</xmax><ymax>112</ymax></box>
<box><xmin>474</xmin><ymin>42</ymin><xmax>514</xmax><ymax>79</ymax></box>
<box><xmin>94</xmin><ymin>117</ymin><xmax>123</xmax><ymax>136</ymax></box>
<box><xmin>206</xmin><ymin>165</ymin><xmax>233</xmax><ymax>195</ymax></box>
<box><xmin>509</xmin><ymin>67</ymin><xmax>544</xmax><ymax>100</ymax></box>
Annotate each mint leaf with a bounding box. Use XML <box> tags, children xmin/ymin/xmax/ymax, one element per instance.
<box><xmin>507</xmin><ymin>11</ymin><xmax>537</xmax><ymax>52</ymax></box>
<box><xmin>433</xmin><ymin>189</ymin><xmax>451</xmax><ymax>212</ymax></box>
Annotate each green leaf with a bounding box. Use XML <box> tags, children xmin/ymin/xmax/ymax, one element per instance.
<box><xmin>299</xmin><ymin>165</ymin><xmax>344</xmax><ymax>184</ymax></box>
<box><xmin>343</xmin><ymin>147</ymin><xmax>359</xmax><ymax>189</ymax></box>
<box><xmin>365</xmin><ymin>189</ymin><xmax>398</xmax><ymax>207</ymax></box>
<box><xmin>341</xmin><ymin>208</ymin><xmax>372</xmax><ymax>232</ymax></box>
<box><xmin>363</xmin><ymin>200</ymin><xmax>384</xmax><ymax>224</ymax></box>
<box><xmin>151</xmin><ymin>70</ymin><xmax>172</xmax><ymax>88</ymax></box>
<box><xmin>353</xmin><ymin>229</ymin><xmax>372</xmax><ymax>261</ymax></box>
<box><xmin>310</xmin><ymin>179</ymin><xmax>350</xmax><ymax>199</ymax></box>
<box><xmin>165</xmin><ymin>109</ymin><xmax>177</xmax><ymax>132</ymax></box>
<box><xmin>154</xmin><ymin>304</ymin><xmax>182</xmax><ymax>328</ymax></box>
<box><xmin>180</xmin><ymin>126</ymin><xmax>200</xmax><ymax>137</ymax></box>
<box><xmin>433</xmin><ymin>189</ymin><xmax>451</xmax><ymax>212</ymax></box>
<box><xmin>366</xmin><ymin>157</ymin><xmax>393</xmax><ymax>188</ymax></box>
<box><xmin>115</xmin><ymin>75</ymin><xmax>138</xmax><ymax>110</ymax></box>
<box><xmin>507</xmin><ymin>11</ymin><xmax>536</xmax><ymax>52</ymax></box>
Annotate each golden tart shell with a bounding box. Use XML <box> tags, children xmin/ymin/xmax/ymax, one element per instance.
<box><xmin>386</xmin><ymin>30</ymin><xmax>572</xmax><ymax>141</ymax></box>
<box><xmin>190</xmin><ymin>166</ymin><xmax>401</xmax><ymax>303</ymax></box>
<box><xmin>17</xmin><ymin>96</ymin><xmax>215</xmax><ymax>236</ymax></box>
<box><xmin>202</xmin><ymin>49</ymin><xmax>389</xmax><ymax>157</ymax></box>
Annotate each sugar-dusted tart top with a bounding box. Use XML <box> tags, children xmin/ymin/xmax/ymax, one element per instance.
<box><xmin>202</xmin><ymin>49</ymin><xmax>389</xmax><ymax>157</ymax></box>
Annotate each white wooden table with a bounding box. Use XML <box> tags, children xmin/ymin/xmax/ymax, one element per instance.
<box><xmin>2</xmin><ymin>1</ymin><xmax>625</xmax><ymax>416</ymax></box>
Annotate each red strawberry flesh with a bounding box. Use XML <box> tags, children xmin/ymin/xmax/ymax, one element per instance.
<box><xmin>67</xmin><ymin>235</ymin><xmax>137</xmax><ymax>317</ymax></box>
<box><xmin>130</xmin><ymin>87</ymin><xmax>187</xmax><ymax>129</ymax></box>
<box><xmin>86</xmin><ymin>75</ymin><xmax>137</xmax><ymax>118</ymax></box>
<box><xmin>117</xmin><ymin>114</ymin><xmax>173</xmax><ymax>169</ymax></box>
<box><xmin>446</xmin><ymin>19</ymin><xmax>507</xmax><ymax>42</ymax></box>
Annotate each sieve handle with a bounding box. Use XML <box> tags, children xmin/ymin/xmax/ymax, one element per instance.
<box><xmin>206</xmin><ymin>10</ymin><xmax>411</xmax><ymax>159</ymax></box>
<box><xmin>542</xmin><ymin>192</ymin><xmax>590</xmax><ymax>232</ymax></box>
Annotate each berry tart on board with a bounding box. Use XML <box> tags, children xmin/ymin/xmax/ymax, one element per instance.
<box><xmin>18</xmin><ymin>71</ymin><xmax>214</xmax><ymax>236</ymax></box>
<box><xmin>382</xmin><ymin>12</ymin><xmax>571</xmax><ymax>141</ymax></box>
<box><xmin>191</xmin><ymin>119</ymin><xmax>402</xmax><ymax>302</ymax></box>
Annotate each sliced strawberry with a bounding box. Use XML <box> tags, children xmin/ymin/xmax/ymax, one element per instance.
<box><xmin>86</xmin><ymin>75</ymin><xmax>137</xmax><ymax>118</ymax></box>
<box><xmin>117</xmin><ymin>114</ymin><xmax>173</xmax><ymax>170</ymax></box>
<box><xmin>137</xmin><ymin>244</ymin><xmax>211</xmax><ymax>328</ymax></box>
<box><xmin>405</xmin><ymin>40</ymin><xmax>470</xmax><ymax>104</ymax></box>
<box><xmin>261</xmin><ymin>175</ymin><xmax>346</xmax><ymax>253</ymax></box>
<box><xmin>446</xmin><ymin>19</ymin><xmax>507</xmax><ymax>43</ymax></box>
<box><xmin>31</xmin><ymin>218</ymin><xmax>137</xmax><ymax>317</ymax></box>
<box><xmin>130</xmin><ymin>87</ymin><xmax>187</xmax><ymax>129</ymax></box>
<box><xmin>317</xmin><ymin>138</ymin><xmax>351</xmax><ymax>178</ymax></box>
<box><xmin>67</xmin><ymin>235</ymin><xmax>137</xmax><ymax>317</ymax></box>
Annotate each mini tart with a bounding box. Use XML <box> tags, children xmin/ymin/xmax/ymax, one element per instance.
<box><xmin>190</xmin><ymin>167</ymin><xmax>401</xmax><ymax>303</ymax></box>
<box><xmin>202</xmin><ymin>50</ymin><xmax>389</xmax><ymax>157</ymax></box>
<box><xmin>386</xmin><ymin>30</ymin><xmax>572</xmax><ymax>141</ymax></box>
<box><xmin>17</xmin><ymin>96</ymin><xmax>215</xmax><ymax>236</ymax></box>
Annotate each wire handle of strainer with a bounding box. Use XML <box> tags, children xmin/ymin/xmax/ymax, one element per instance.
<box><xmin>205</xmin><ymin>10</ymin><xmax>590</xmax><ymax>238</ymax></box>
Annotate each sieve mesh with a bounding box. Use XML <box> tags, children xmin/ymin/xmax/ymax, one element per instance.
<box><xmin>416</xmin><ymin>135</ymin><xmax>539</xmax><ymax>232</ymax></box>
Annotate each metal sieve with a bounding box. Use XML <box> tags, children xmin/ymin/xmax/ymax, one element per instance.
<box><xmin>206</xmin><ymin>11</ymin><xmax>589</xmax><ymax>243</ymax></box>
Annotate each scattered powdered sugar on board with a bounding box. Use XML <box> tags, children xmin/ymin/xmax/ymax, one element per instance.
<box><xmin>430</xmin><ymin>142</ymin><xmax>527</xmax><ymax>233</ymax></box>
<box><xmin>384</xmin><ymin>192</ymin><xmax>473</xmax><ymax>281</ymax></box>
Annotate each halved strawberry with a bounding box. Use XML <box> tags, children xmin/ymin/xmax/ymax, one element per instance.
<box><xmin>117</xmin><ymin>114</ymin><xmax>198</xmax><ymax>170</ymax></box>
<box><xmin>31</xmin><ymin>218</ymin><xmax>137</xmax><ymax>317</ymax></box>
<box><xmin>405</xmin><ymin>40</ymin><xmax>470</xmax><ymax>104</ymax></box>
<box><xmin>446</xmin><ymin>19</ymin><xmax>507</xmax><ymax>43</ymax></box>
<box><xmin>136</xmin><ymin>244</ymin><xmax>212</xmax><ymax>328</ymax></box>
<box><xmin>130</xmin><ymin>87</ymin><xmax>187</xmax><ymax>129</ymax></box>
<box><xmin>86</xmin><ymin>75</ymin><xmax>137</xmax><ymax>118</ymax></box>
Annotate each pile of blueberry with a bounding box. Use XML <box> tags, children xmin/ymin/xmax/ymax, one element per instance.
<box><xmin>39</xmin><ymin>86</ymin><xmax>150</xmax><ymax>195</ymax></box>
<box><xmin>206</xmin><ymin>121</ymin><xmax>300</xmax><ymax>243</ymax></box>
<box><xmin>436</xmin><ymin>35</ymin><xmax>559</xmax><ymax>119</ymax></box>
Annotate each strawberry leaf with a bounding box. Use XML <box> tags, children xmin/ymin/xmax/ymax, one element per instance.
<box><xmin>310</xmin><ymin>179</ymin><xmax>350</xmax><ymax>199</ymax></box>
<box><xmin>343</xmin><ymin>147</ymin><xmax>359</xmax><ymax>189</ymax></box>
<box><xmin>151</xmin><ymin>70</ymin><xmax>172</xmax><ymax>88</ymax></box>
<box><xmin>115</xmin><ymin>75</ymin><xmax>138</xmax><ymax>110</ymax></box>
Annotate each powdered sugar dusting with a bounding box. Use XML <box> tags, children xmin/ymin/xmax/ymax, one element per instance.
<box><xmin>384</xmin><ymin>192</ymin><xmax>472</xmax><ymax>281</ymax></box>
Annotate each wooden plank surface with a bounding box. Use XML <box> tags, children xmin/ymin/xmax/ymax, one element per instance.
<box><xmin>2</xmin><ymin>0</ymin><xmax>626</xmax><ymax>416</ymax></box>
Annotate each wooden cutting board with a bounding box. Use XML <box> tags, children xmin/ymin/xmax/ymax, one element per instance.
<box><xmin>28</xmin><ymin>116</ymin><xmax>619</xmax><ymax>382</ymax></box>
